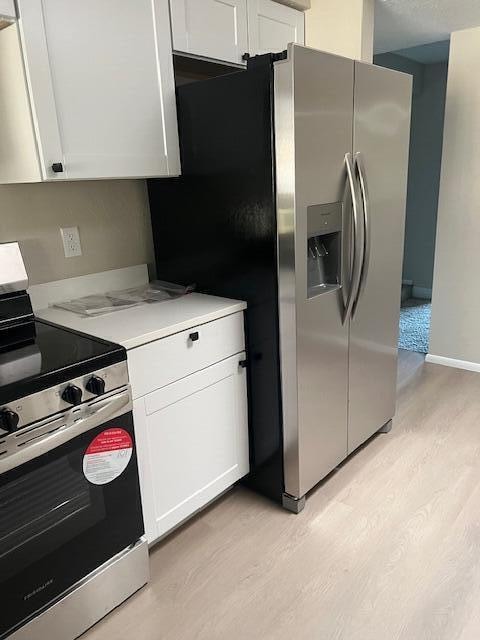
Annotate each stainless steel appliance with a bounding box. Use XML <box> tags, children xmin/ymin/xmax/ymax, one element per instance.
<box><xmin>0</xmin><ymin>243</ymin><xmax>148</xmax><ymax>640</ymax></box>
<box><xmin>148</xmin><ymin>45</ymin><xmax>412</xmax><ymax>512</ymax></box>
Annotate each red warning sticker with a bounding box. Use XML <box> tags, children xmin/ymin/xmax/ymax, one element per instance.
<box><xmin>83</xmin><ymin>428</ymin><xmax>133</xmax><ymax>485</ymax></box>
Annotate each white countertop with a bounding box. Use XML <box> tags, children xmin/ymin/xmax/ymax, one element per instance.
<box><xmin>36</xmin><ymin>293</ymin><xmax>247</xmax><ymax>350</ymax></box>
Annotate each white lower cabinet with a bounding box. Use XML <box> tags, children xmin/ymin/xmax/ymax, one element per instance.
<box><xmin>133</xmin><ymin>316</ymin><xmax>249</xmax><ymax>544</ymax></box>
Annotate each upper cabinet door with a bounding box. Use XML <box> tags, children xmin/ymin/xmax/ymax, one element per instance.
<box><xmin>16</xmin><ymin>0</ymin><xmax>180</xmax><ymax>181</ymax></box>
<box><xmin>0</xmin><ymin>0</ymin><xmax>15</xmax><ymax>19</ymax></box>
<box><xmin>248</xmin><ymin>0</ymin><xmax>304</xmax><ymax>56</ymax></box>
<box><xmin>170</xmin><ymin>0</ymin><xmax>249</xmax><ymax>65</ymax></box>
<box><xmin>0</xmin><ymin>24</ymin><xmax>42</xmax><ymax>183</ymax></box>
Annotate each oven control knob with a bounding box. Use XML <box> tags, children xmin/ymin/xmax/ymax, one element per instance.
<box><xmin>62</xmin><ymin>385</ymin><xmax>83</xmax><ymax>406</ymax></box>
<box><xmin>86</xmin><ymin>375</ymin><xmax>106</xmax><ymax>396</ymax></box>
<box><xmin>0</xmin><ymin>409</ymin><xmax>20</xmax><ymax>433</ymax></box>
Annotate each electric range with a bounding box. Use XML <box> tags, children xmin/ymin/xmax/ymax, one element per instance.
<box><xmin>0</xmin><ymin>242</ymin><xmax>148</xmax><ymax>640</ymax></box>
<box><xmin>0</xmin><ymin>318</ymin><xmax>127</xmax><ymax>431</ymax></box>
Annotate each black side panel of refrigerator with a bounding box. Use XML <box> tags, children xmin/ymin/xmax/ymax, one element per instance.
<box><xmin>147</xmin><ymin>57</ymin><xmax>284</xmax><ymax>503</ymax></box>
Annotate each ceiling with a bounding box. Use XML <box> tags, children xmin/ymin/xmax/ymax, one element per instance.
<box><xmin>374</xmin><ymin>0</ymin><xmax>480</xmax><ymax>54</ymax></box>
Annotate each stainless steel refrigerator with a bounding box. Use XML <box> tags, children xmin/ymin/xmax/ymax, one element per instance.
<box><xmin>148</xmin><ymin>44</ymin><xmax>412</xmax><ymax>512</ymax></box>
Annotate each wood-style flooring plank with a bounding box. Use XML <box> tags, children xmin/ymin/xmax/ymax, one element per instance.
<box><xmin>83</xmin><ymin>354</ymin><xmax>480</xmax><ymax>640</ymax></box>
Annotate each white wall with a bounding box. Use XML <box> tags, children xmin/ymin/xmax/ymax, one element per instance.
<box><xmin>429</xmin><ymin>26</ymin><xmax>480</xmax><ymax>364</ymax></box>
<box><xmin>305</xmin><ymin>0</ymin><xmax>374</xmax><ymax>62</ymax></box>
<box><xmin>0</xmin><ymin>180</ymin><xmax>154</xmax><ymax>286</ymax></box>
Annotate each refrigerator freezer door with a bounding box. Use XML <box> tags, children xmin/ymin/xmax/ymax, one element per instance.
<box><xmin>274</xmin><ymin>45</ymin><xmax>354</xmax><ymax>498</ymax></box>
<box><xmin>348</xmin><ymin>62</ymin><xmax>412</xmax><ymax>454</ymax></box>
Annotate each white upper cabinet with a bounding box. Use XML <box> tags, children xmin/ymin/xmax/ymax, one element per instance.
<box><xmin>247</xmin><ymin>0</ymin><xmax>305</xmax><ymax>56</ymax></box>
<box><xmin>170</xmin><ymin>0</ymin><xmax>304</xmax><ymax>65</ymax></box>
<box><xmin>0</xmin><ymin>0</ymin><xmax>180</xmax><ymax>183</ymax></box>
<box><xmin>0</xmin><ymin>0</ymin><xmax>15</xmax><ymax>19</ymax></box>
<box><xmin>0</xmin><ymin>24</ymin><xmax>42</xmax><ymax>183</ymax></box>
<box><xmin>170</xmin><ymin>0</ymin><xmax>249</xmax><ymax>66</ymax></box>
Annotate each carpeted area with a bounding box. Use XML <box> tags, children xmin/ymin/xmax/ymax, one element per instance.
<box><xmin>398</xmin><ymin>299</ymin><xmax>431</xmax><ymax>354</ymax></box>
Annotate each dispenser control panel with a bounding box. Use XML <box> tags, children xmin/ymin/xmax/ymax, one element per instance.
<box><xmin>307</xmin><ymin>201</ymin><xmax>343</xmax><ymax>299</ymax></box>
<box><xmin>307</xmin><ymin>202</ymin><xmax>342</xmax><ymax>238</ymax></box>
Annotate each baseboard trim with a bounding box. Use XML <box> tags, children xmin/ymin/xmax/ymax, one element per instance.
<box><xmin>425</xmin><ymin>354</ymin><xmax>480</xmax><ymax>373</ymax></box>
<box><xmin>412</xmin><ymin>286</ymin><xmax>432</xmax><ymax>300</ymax></box>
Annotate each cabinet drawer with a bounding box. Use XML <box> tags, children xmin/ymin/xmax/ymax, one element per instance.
<box><xmin>128</xmin><ymin>311</ymin><xmax>245</xmax><ymax>399</ymax></box>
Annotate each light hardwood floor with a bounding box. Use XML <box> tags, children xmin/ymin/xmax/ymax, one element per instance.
<box><xmin>84</xmin><ymin>351</ymin><xmax>480</xmax><ymax>640</ymax></box>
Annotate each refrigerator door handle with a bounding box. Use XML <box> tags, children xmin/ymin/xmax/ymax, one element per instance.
<box><xmin>352</xmin><ymin>152</ymin><xmax>371</xmax><ymax>317</ymax></box>
<box><xmin>343</xmin><ymin>152</ymin><xmax>364</xmax><ymax>324</ymax></box>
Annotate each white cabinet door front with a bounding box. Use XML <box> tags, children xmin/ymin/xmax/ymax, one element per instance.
<box><xmin>248</xmin><ymin>0</ymin><xmax>304</xmax><ymax>56</ymax></box>
<box><xmin>0</xmin><ymin>24</ymin><xmax>42</xmax><ymax>183</ymax></box>
<box><xmin>17</xmin><ymin>0</ymin><xmax>179</xmax><ymax>180</ymax></box>
<box><xmin>0</xmin><ymin>0</ymin><xmax>15</xmax><ymax>18</ymax></box>
<box><xmin>170</xmin><ymin>0</ymin><xmax>248</xmax><ymax>65</ymax></box>
<box><xmin>137</xmin><ymin>354</ymin><xmax>249</xmax><ymax>543</ymax></box>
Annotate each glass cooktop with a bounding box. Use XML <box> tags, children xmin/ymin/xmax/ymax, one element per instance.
<box><xmin>0</xmin><ymin>320</ymin><xmax>125</xmax><ymax>405</ymax></box>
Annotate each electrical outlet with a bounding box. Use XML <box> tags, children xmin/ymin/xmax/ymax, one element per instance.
<box><xmin>60</xmin><ymin>226</ymin><xmax>82</xmax><ymax>258</ymax></box>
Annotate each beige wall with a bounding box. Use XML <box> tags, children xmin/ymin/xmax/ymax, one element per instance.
<box><xmin>0</xmin><ymin>180</ymin><xmax>155</xmax><ymax>286</ymax></box>
<box><xmin>305</xmin><ymin>0</ymin><xmax>374</xmax><ymax>62</ymax></box>
<box><xmin>429</xmin><ymin>27</ymin><xmax>480</xmax><ymax>363</ymax></box>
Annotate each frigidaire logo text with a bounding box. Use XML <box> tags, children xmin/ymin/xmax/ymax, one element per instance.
<box><xmin>23</xmin><ymin>579</ymin><xmax>54</xmax><ymax>601</ymax></box>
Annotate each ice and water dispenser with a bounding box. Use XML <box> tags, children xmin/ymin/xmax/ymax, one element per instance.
<box><xmin>307</xmin><ymin>202</ymin><xmax>342</xmax><ymax>299</ymax></box>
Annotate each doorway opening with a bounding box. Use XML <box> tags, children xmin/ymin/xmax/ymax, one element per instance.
<box><xmin>375</xmin><ymin>41</ymin><xmax>449</xmax><ymax>355</ymax></box>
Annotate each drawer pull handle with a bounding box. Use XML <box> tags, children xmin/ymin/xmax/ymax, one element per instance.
<box><xmin>239</xmin><ymin>359</ymin><xmax>248</xmax><ymax>368</ymax></box>
<box><xmin>189</xmin><ymin>332</ymin><xmax>199</xmax><ymax>342</ymax></box>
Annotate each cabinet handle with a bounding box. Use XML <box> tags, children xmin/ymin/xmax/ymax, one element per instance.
<box><xmin>189</xmin><ymin>332</ymin><xmax>199</xmax><ymax>342</ymax></box>
<box><xmin>239</xmin><ymin>359</ymin><xmax>248</xmax><ymax>368</ymax></box>
<box><xmin>52</xmin><ymin>162</ymin><xmax>64</xmax><ymax>173</ymax></box>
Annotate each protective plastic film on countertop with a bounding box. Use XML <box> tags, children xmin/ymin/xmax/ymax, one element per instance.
<box><xmin>50</xmin><ymin>281</ymin><xmax>195</xmax><ymax>317</ymax></box>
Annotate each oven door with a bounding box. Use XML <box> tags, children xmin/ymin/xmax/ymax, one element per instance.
<box><xmin>0</xmin><ymin>387</ymin><xmax>144</xmax><ymax>639</ymax></box>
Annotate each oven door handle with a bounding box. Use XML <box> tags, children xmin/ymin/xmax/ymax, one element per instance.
<box><xmin>0</xmin><ymin>389</ymin><xmax>132</xmax><ymax>474</ymax></box>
